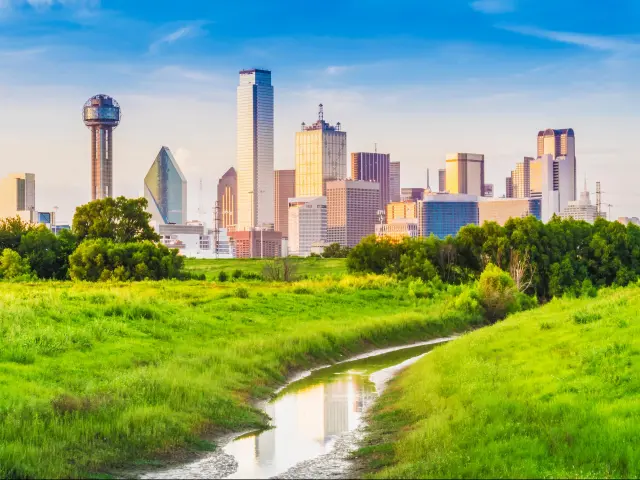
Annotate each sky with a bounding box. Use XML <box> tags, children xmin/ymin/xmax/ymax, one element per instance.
<box><xmin>0</xmin><ymin>0</ymin><xmax>639</xmax><ymax>222</ymax></box>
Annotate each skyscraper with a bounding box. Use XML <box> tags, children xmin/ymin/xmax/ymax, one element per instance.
<box><xmin>237</xmin><ymin>69</ymin><xmax>274</xmax><ymax>231</ymax></box>
<box><xmin>144</xmin><ymin>146</ymin><xmax>187</xmax><ymax>225</ymax></box>
<box><xmin>445</xmin><ymin>153</ymin><xmax>484</xmax><ymax>196</ymax></box>
<box><xmin>537</xmin><ymin>128</ymin><xmax>576</xmax><ymax>209</ymax></box>
<box><xmin>389</xmin><ymin>162</ymin><xmax>401</xmax><ymax>202</ymax></box>
<box><xmin>351</xmin><ymin>152</ymin><xmax>390</xmax><ymax>209</ymax></box>
<box><xmin>506</xmin><ymin>177</ymin><xmax>514</xmax><ymax>198</ymax></box>
<box><xmin>295</xmin><ymin>104</ymin><xmax>346</xmax><ymax>197</ymax></box>
<box><xmin>327</xmin><ymin>180</ymin><xmax>380</xmax><ymax>247</ymax></box>
<box><xmin>438</xmin><ymin>169</ymin><xmax>446</xmax><ymax>193</ymax></box>
<box><xmin>217</xmin><ymin>167</ymin><xmax>237</xmax><ymax>229</ymax></box>
<box><xmin>274</xmin><ymin>169</ymin><xmax>295</xmax><ymax>237</ymax></box>
<box><xmin>0</xmin><ymin>173</ymin><xmax>35</xmax><ymax>219</ymax></box>
<box><xmin>508</xmin><ymin>157</ymin><xmax>532</xmax><ymax>198</ymax></box>
<box><xmin>530</xmin><ymin>153</ymin><xmax>560</xmax><ymax>221</ymax></box>
<box><xmin>83</xmin><ymin>94</ymin><xmax>121</xmax><ymax>200</ymax></box>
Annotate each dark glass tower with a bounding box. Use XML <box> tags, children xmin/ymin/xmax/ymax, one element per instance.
<box><xmin>83</xmin><ymin>94</ymin><xmax>121</xmax><ymax>200</ymax></box>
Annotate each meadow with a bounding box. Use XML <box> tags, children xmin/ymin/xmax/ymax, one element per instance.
<box><xmin>183</xmin><ymin>257</ymin><xmax>347</xmax><ymax>280</ymax></box>
<box><xmin>358</xmin><ymin>284</ymin><xmax>640</xmax><ymax>478</ymax></box>
<box><xmin>0</xmin><ymin>274</ymin><xmax>482</xmax><ymax>478</ymax></box>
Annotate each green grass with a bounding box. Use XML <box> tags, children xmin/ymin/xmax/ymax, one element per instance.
<box><xmin>183</xmin><ymin>257</ymin><xmax>347</xmax><ymax>280</ymax></box>
<box><xmin>0</xmin><ymin>275</ymin><xmax>482</xmax><ymax>478</ymax></box>
<box><xmin>358</xmin><ymin>284</ymin><xmax>640</xmax><ymax>479</ymax></box>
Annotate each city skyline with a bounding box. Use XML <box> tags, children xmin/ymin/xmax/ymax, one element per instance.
<box><xmin>0</xmin><ymin>0</ymin><xmax>636</xmax><ymax>222</ymax></box>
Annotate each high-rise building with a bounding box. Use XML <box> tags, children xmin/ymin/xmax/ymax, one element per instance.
<box><xmin>506</xmin><ymin>157</ymin><xmax>532</xmax><ymax>199</ymax></box>
<box><xmin>417</xmin><ymin>194</ymin><xmax>479</xmax><ymax>238</ymax></box>
<box><xmin>288</xmin><ymin>196</ymin><xmax>327</xmax><ymax>257</ymax></box>
<box><xmin>295</xmin><ymin>104</ymin><xmax>347</xmax><ymax>197</ymax></box>
<box><xmin>83</xmin><ymin>94</ymin><xmax>121</xmax><ymax>200</ymax></box>
<box><xmin>479</xmin><ymin>198</ymin><xmax>541</xmax><ymax>226</ymax></box>
<box><xmin>560</xmin><ymin>182</ymin><xmax>598</xmax><ymax>223</ymax></box>
<box><xmin>537</xmin><ymin>128</ymin><xmax>576</xmax><ymax>209</ymax></box>
<box><xmin>217</xmin><ymin>167</ymin><xmax>237</xmax><ymax>229</ymax></box>
<box><xmin>506</xmin><ymin>177</ymin><xmax>514</xmax><ymax>198</ymax></box>
<box><xmin>274</xmin><ymin>169</ymin><xmax>295</xmax><ymax>238</ymax></box>
<box><xmin>0</xmin><ymin>173</ymin><xmax>35</xmax><ymax>219</ymax></box>
<box><xmin>327</xmin><ymin>180</ymin><xmax>380</xmax><ymax>247</ymax></box>
<box><xmin>144</xmin><ymin>147</ymin><xmax>187</xmax><ymax>225</ymax></box>
<box><xmin>530</xmin><ymin>154</ymin><xmax>560</xmax><ymax>221</ymax></box>
<box><xmin>386</xmin><ymin>201</ymin><xmax>418</xmax><ymax>222</ymax></box>
<box><xmin>389</xmin><ymin>162</ymin><xmax>401</xmax><ymax>202</ymax></box>
<box><xmin>237</xmin><ymin>69</ymin><xmax>274</xmax><ymax>231</ymax></box>
<box><xmin>400</xmin><ymin>188</ymin><xmax>425</xmax><ymax>202</ymax></box>
<box><xmin>438</xmin><ymin>169</ymin><xmax>446</xmax><ymax>193</ymax></box>
<box><xmin>445</xmin><ymin>153</ymin><xmax>485</xmax><ymax>196</ymax></box>
<box><xmin>351</xmin><ymin>152</ymin><xmax>390</xmax><ymax>209</ymax></box>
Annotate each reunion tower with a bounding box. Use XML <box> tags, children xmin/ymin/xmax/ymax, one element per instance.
<box><xmin>83</xmin><ymin>94</ymin><xmax>121</xmax><ymax>200</ymax></box>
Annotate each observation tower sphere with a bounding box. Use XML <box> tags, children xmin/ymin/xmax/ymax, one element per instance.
<box><xmin>83</xmin><ymin>94</ymin><xmax>121</xmax><ymax>200</ymax></box>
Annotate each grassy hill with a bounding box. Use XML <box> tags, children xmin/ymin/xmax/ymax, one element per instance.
<box><xmin>359</xmin><ymin>285</ymin><xmax>640</xmax><ymax>478</ymax></box>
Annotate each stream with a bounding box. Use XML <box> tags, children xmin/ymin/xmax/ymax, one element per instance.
<box><xmin>142</xmin><ymin>337</ymin><xmax>452</xmax><ymax>480</ymax></box>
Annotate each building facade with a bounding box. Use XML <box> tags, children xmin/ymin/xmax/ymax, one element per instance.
<box><xmin>479</xmin><ymin>198</ymin><xmax>541</xmax><ymax>226</ymax></box>
<box><xmin>445</xmin><ymin>153</ymin><xmax>485</xmax><ymax>196</ymax></box>
<box><xmin>230</xmin><ymin>230</ymin><xmax>282</xmax><ymax>258</ymax></box>
<box><xmin>351</xmin><ymin>152</ymin><xmax>390</xmax><ymax>209</ymax></box>
<box><xmin>386</xmin><ymin>200</ymin><xmax>418</xmax><ymax>222</ymax></box>
<box><xmin>375</xmin><ymin>219</ymin><xmax>419</xmax><ymax>242</ymax></box>
<box><xmin>159</xmin><ymin>223</ymin><xmax>234</xmax><ymax>259</ymax></box>
<box><xmin>144</xmin><ymin>146</ymin><xmax>187</xmax><ymax>225</ymax></box>
<box><xmin>417</xmin><ymin>194</ymin><xmax>479</xmax><ymax>238</ymax></box>
<box><xmin>327</xmin><ymin>180</ymin><xmax>380</xmax><ymax>247</ymax></box>
<box><xmin>560</xmin><ymin>184</ymin><xmax>598</xmax><ymax>223</ymax></box>
<box><xmin>438</xmin><ymin>168</ymin><xmax>446</xmax><ymax>192</ymax></box>
<box><xmin>389</xmin><ymin>161</ymin><xmax>401</xmax><ymax>202</ymax></box>
<box><xmin>274</xmin><ymin>169</ymin><xmax>295</xmax><ymax>237</ymax></box>
<box><xmin>537</xmin><ymin>128</ymin><xmax>576</xmax><ymax>211</ymax></box>
<box><xmin>288</xmin><ymin>196</ymin><xmax>327</xmax><ymax>257</ymax></box>
<box><xmin>0</xmin><ymin>173</ymin><xmax>35</xmax><ymax>219</ymax></box>
<box><xmin>237</xmin><ymin>69</ymin><xmax>274</xmax><ymax>231</ymax></box>
<box><xmin>530</xmin><ymin>154</ymin><xmax>561</xmax><ymax>221</ymax></box>
<box><xmin>400</xmin><ymin>188</ymin><xmax>425</xmax><ymax>202</ymax></box>
<box><xmin>217</xmin><ymin>167</ymin><xmax>237</xmax><ymax>229</ymax></box>
<box><xmin>508</xmin><ymin>157</ymin><xmax>532</xmax><ymax>199</ymax></box>
<box><xmin>295</xmin><ymin>105</ymin><xmax>346</xmax><ymax>197</ymax></box>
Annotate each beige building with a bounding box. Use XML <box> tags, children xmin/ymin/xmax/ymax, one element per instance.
<box><xmin>0</xmin><ymin>173</ymin><xmax>35</xmax><ymax>220</ymax></box>
<box><xmin>386</xmin><ymin>201</ymin><xmax>417</xmax><ymax>222</ymax></box>
<box><xmin>274</xmin><ymin>169</ymin><xmax>295</xmax><ymax>237</ymax></box>
<box><xmin>445</xmin><ymin>153</ymin><xmax>484</xmax><ymax>196</ymax></box>
<box><xmin>217</xmin><ymin>167</ymin><xmax>237</xmax><ymax>229</ymax></box>
<box><xmin>479</xmin><ymin>198</ymin><xmax>541</xmax><ymax>226</ymax></box>
<box><xmin>375</xmin><ymin>219</ymin><xmax>419</xmax><ymax>242</ymax></box>
<box><xmin>295</xmin><ymin>105</ymin><xmax>347</xmax><ymax>197</ymax></box>
<box><xmin>327</xmin><ymin>180</ymin><xmax>380</xmax><ymax>247</ymax></box>
<box><xmin>506</xmin><ymin>157</ymin><xmax>532</xmax><ymax>199</ymax></box>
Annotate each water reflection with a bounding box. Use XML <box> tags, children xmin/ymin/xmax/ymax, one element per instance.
<box><xmin>224</xmin><ymin>343</ymin><xmax>438</xmax><ymax>479</ymax></box>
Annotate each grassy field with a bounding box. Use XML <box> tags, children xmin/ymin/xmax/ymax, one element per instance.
<box><xmin>358</xmin><ymin>284</ymin><xmax>640</xmax><ymax>478</ymax></box>
<box><xmin>183</xmin><ymin>257</ymin><xmax>347</xmax><ymax>280</ymax></box>
<box><xmin>0</xmin><ymin>275</ymin><xmax>482</xmax><ymax>478</ymax></box>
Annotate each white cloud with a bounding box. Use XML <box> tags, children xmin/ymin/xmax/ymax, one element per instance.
<box><xmin>149</xmin><ymin>22</ymin><xmax>208</xmax><ymax>53</ymax></box>
<box><xmin>470</xmin><ymin>0</ymin><xmax>515</xmax><ymax>14</ymax></box>
<box><xmin>0</xmin><ymin>0</ymin><xmax>99</xmax><ymax>9</ymax></box>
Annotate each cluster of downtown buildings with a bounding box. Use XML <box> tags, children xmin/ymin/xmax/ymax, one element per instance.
<box><xmin>0</xmin><ymin>69</ymin><xmax>635</xmax><ymax>258</ymax></box>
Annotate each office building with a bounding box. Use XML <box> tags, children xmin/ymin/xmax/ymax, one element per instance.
<box><xmin>83</xmin><ymin>94</ymin><xmax>121</xmax><ymax>200</ymax></box>
<box><xmin>237</xmin><ymin>69</ymin><xmax>274</xmax><ymax>231</ymax></box>
<box><xmin>401</xmin><ymin>188</ymin><xmax>425</xmax><ymax>202</ymax></box>
<box><xmin>389</xmin><ymin>162</ymin><xmax>401</xmax><ymax>202</ymax></box>
<box><xmin>560</xmin><ymin>183</ymin><xmax>598</xmax><ymax>223</ymax></box>
<box><xmin>327</xmin><ymin>180</ymin><xmax>380</xmax><ymax>247</ymax></box>
<box><xmin>351</xmin><ymin>152</ymin><xmax>390</xmax><ymax>209</ymax></box>
<box><xmin>417</xmin><ymin>194</ymin><xmax>479</xmax><ymax>238</ymax></box>
<box><xmin>537</xmin><ymin>128</ymin><xmax>576</xmax><ymax>210</ymax></box>
<box><xmin>288</xmin><ymin>196</ymin><xmax>327</xmax><ymax>257</ymax></box>
<box><xmin>144</xmin><ymin>146</ymin><xmax>187</xmax><ymax>225</ymax></box>
<box><xmin>507</xmin><ymin>157</ymin><xmax>532</xmax><ymax>199</ymax></box>
<box><xmin>159</xmin><ymin>223</ymin><xmax>233</xmax><ymax>259</ymax></box>
<box><xmin>506</xmin><ymin>177</ymin><xmax>514</xmax><ymax>198</ymax></box>
<box><xmin>386</xmin><ymin>201</ymin><xmax>418</xmax><ymax>222</ymax></box>
<box><xmin>274</xmin><ymin>169</ymin><xmax>295</xmax><ymax>237</ymax></box>
<box><xmin>0</xmin><ymin>173</ymin><xmax>35</xmax><ymax>219</ymax></box>
<box><xmin>438</xmin><ymin>169</ymin><xmax>446</xmax><ymax>192</ymax></box>
<box><xmin>530</xmin><ymin>154</ymin><xmax>560</xmax><ymax>221</ymax></box>
<box><xmin>445</xmin><ymin>153</ymin><xmax>485</xmax><ymax>196</ymax></box>
<box><xmin>217</xmin><ymin>167</ymin><xmax>237</xmax><ymax>229</ymax></box>
<box><xmin>229</xmin><ymin>230</ymin><xmax>282</xmax><ymax>258</ymax></box>
<box><xmin>479</xmin><ymin>198</ymin><xmax>541</xmax><ymax>226</ymax></box>
<box><xmin>375</xmin><ymin>219</ymin><xmax>419</xmax><ymax>242</ymax></box>
<box><xmin>295</xmin><ymin>104</ymin><xmax>346</xmax><ymax>197</ymax></box>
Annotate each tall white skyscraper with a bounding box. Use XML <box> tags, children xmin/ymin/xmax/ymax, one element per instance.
<box><xmin>237</xmin><ymin>69</ymin><xmax>274</xmax><ymax>231</ymax></box>
<box><xmin>537</xmin><ymin>128</ymin><xmax>576</xmax><ymax>212</ymax></box>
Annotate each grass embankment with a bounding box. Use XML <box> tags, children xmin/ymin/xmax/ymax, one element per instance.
<box><xmin>0</xmin><ymin>275</ymin><xmax>481</xmax><ymax>478</ymax></box>
<box><xmin>183</xmin><ymin>257</ymin><xmax>347</xmax><ymax>280</ymax></box>
<box><xmin>359</xmin><ymin>285</ymin><xmax>640</xmax><ymax>478</ymax></box>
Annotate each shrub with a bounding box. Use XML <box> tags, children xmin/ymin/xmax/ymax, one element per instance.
<box><xmin>232</xmin><ymin>269</ymin><xmax>243</xmax><ymax>280</ymax></box>
<box><xmin>477</xmin><ymin>264</ymin><xmax>518</xmax><ymax>323</ymax></box>
<box><xmin>218</xmin><ymin>271</ymin><xmax>228</xmax><ymax>282</ymax></box>
<box><xmin>233</xmin><ymin>286</ymin><xmax>249</xmax><ymax>299</ymax></box>
<box><xmin>0</xmin><ymin>248</ymin><xmax>35</xmax><ymax>280</ymax></box>
<box><xmin>263</xmin><ymin>258</ymin><xmax>298</xmax><ymax>282</ymax></box>
<box><xmin>573</xmin><ymin>310</ymin><xmax>602</xmax><ymax>324</ymax></box>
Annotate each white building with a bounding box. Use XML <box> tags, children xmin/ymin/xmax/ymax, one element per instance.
<box><xmin>288</xmin><ymin>196</ymin><xmax>327</xmax><ymax>257</ymax></box>
<box><xmin>530</xmin><ymin>154</ymin><xmax>561</xmax><ymax>222</ymax></box>
<box><xmin>560</xmin><ymin>184</ymin><xmax>599</xmax><ymax>223</ymax></box>
<box><xmin>236</xmin><ymin>69</ymin><xmax>274</xmax><ymax>231</ymax></box>
<box><xmin>158</xmin><ymin>223</ymin><xmax>234</xmax><ymax>259</ymax></box>
<box><xmin>375</xmin><ymin>219</ymin><xmax>419</xmax><ymax>241</ymax></box>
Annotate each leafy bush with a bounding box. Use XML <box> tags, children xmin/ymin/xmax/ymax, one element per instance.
<box><xmin>218</xmin><ymin>271</ymin><xmax>228</xmax><ymax>282</ymax></box>
<box><xmin>263</xmin><ymin>258</ymin><xmax>298</xmax><ymax>282</ymax></box>
<box><xmin>233</xmin><ymin>286</ymin><xmax>249</xmax><ymax>299</ymax></box>
<box><xmin>232</xmin><ymin>269</ymin><xmax>243</xmax><ymax>280</ymax></box>
<box><xmin>477</xmin><ymin>264</ymin><xmax>518</xmax><ymax>323</ymax></box>
<box><xmin>322</xmin><ymin>243</ymin><xmax>351</xmax><ymax>258</ymax></box>
<box><xmin>0</xmin><ymin>249</ymin><xmax>35</xmax><ymax>280</ymax></box>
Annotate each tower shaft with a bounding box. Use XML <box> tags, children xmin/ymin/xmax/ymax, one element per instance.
<box><xmin>91</xmin><ymin>126</ymin><xmax>113</xmax><ymax>200</ymax></box>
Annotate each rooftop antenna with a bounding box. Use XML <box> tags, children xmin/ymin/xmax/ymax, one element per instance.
<box><xmin>374</xmin><ymin>143</ymin><xmax>378</xmax><ymax>154</ymax></box>
<box><xmin>596</xmin><ymin>181</ymin><xmax>602</xmax><ymax>217</ymax></box>
<box><xmin>427</xmin><ymin>169</ymin><xmax>430</xmax><ymax>190</ymax></box>
<box><xmin>318</xmin><ymin>103</ymin><xmax>324</xmax><ymax>122</ymax></box>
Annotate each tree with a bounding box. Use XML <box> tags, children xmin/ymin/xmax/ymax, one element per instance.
<box><xmin>0</xmin><ymin>249</ymin><xmax>34</xmax><ymax>280</ymax></box>
<box><xmin>509</xmin><ymin>249</ymin><xmax>535</xmax><ymax>293</ymax></box>
<box><xmin>72</xmin><ymin>197</ymin><xmax>160</xmax><ymax>244</ymax></box>
<box><xmin>477</xmin><ymin>264</ymin><xmax>517</xmax><ymax>323</ymax></box>
<box><xmin>0</xmin><ymin>217</ymin><xmax>32</xmax><ymax>251</ymax></box>
<box><xmin>322</xmin><ymin>243</ymin><xmax>351</xmax><ymax>258</ymax></box>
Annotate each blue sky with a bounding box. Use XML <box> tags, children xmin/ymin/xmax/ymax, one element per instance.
<box><xmin>0</xmin><ymin>0</ymin><xmax>638</xmax><ymax>221</ymax></box>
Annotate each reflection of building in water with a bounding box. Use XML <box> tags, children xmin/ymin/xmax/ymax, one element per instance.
<box><xmin>296</xmin><ymin>385</ymin><xmax>326</xmax><ymax>442</ymax></box>
<box><xmin>323</xmin><ymin>380</ymin><xmax>350</xmax><ymax>437</ymax></box>
<box><xmin>352</xmin><ymin>376</ymin><xmax>368</xmax><ymax>413</ymax></box>
<box><xmin>255</xmin><ymin>403</ymin><xmax>276</xmax><ymax>465</ymax></box>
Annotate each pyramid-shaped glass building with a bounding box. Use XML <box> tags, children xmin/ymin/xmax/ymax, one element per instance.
<box><xmin>144</xmin><ymin>146</ymin><xmax>187</xmax><ymax>225</ymax></box>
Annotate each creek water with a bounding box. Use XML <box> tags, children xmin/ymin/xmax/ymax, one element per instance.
<box><xmin>142</xmin><ymin>338</ymin><xmax>451</xmax><ymax>480</ymax></box>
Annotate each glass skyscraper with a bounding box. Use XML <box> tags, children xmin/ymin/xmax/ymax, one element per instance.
<box><xmin>144</xmin><ymin>146</ymin><xmax>187</xmax><ymax>225</ymax></box>
<box><xmin>237</xmin><ymin>69</ymin><xmax>275</xmax><ymax>231</ymax></box>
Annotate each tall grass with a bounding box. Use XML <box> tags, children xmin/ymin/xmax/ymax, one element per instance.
<box><xmin>0</xmin><ymin>275</ymin><xmax>482</xmax><ymax>478</ymax></box>
<box><xmin>183</xmin><ymin>257</ymin><xmax>347</xmax><ymax>280</ymax></box>
<box><xmin>359</xmin><ymin>284</ymin><xmax>640</xmax><ymax>478</ymax></box>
